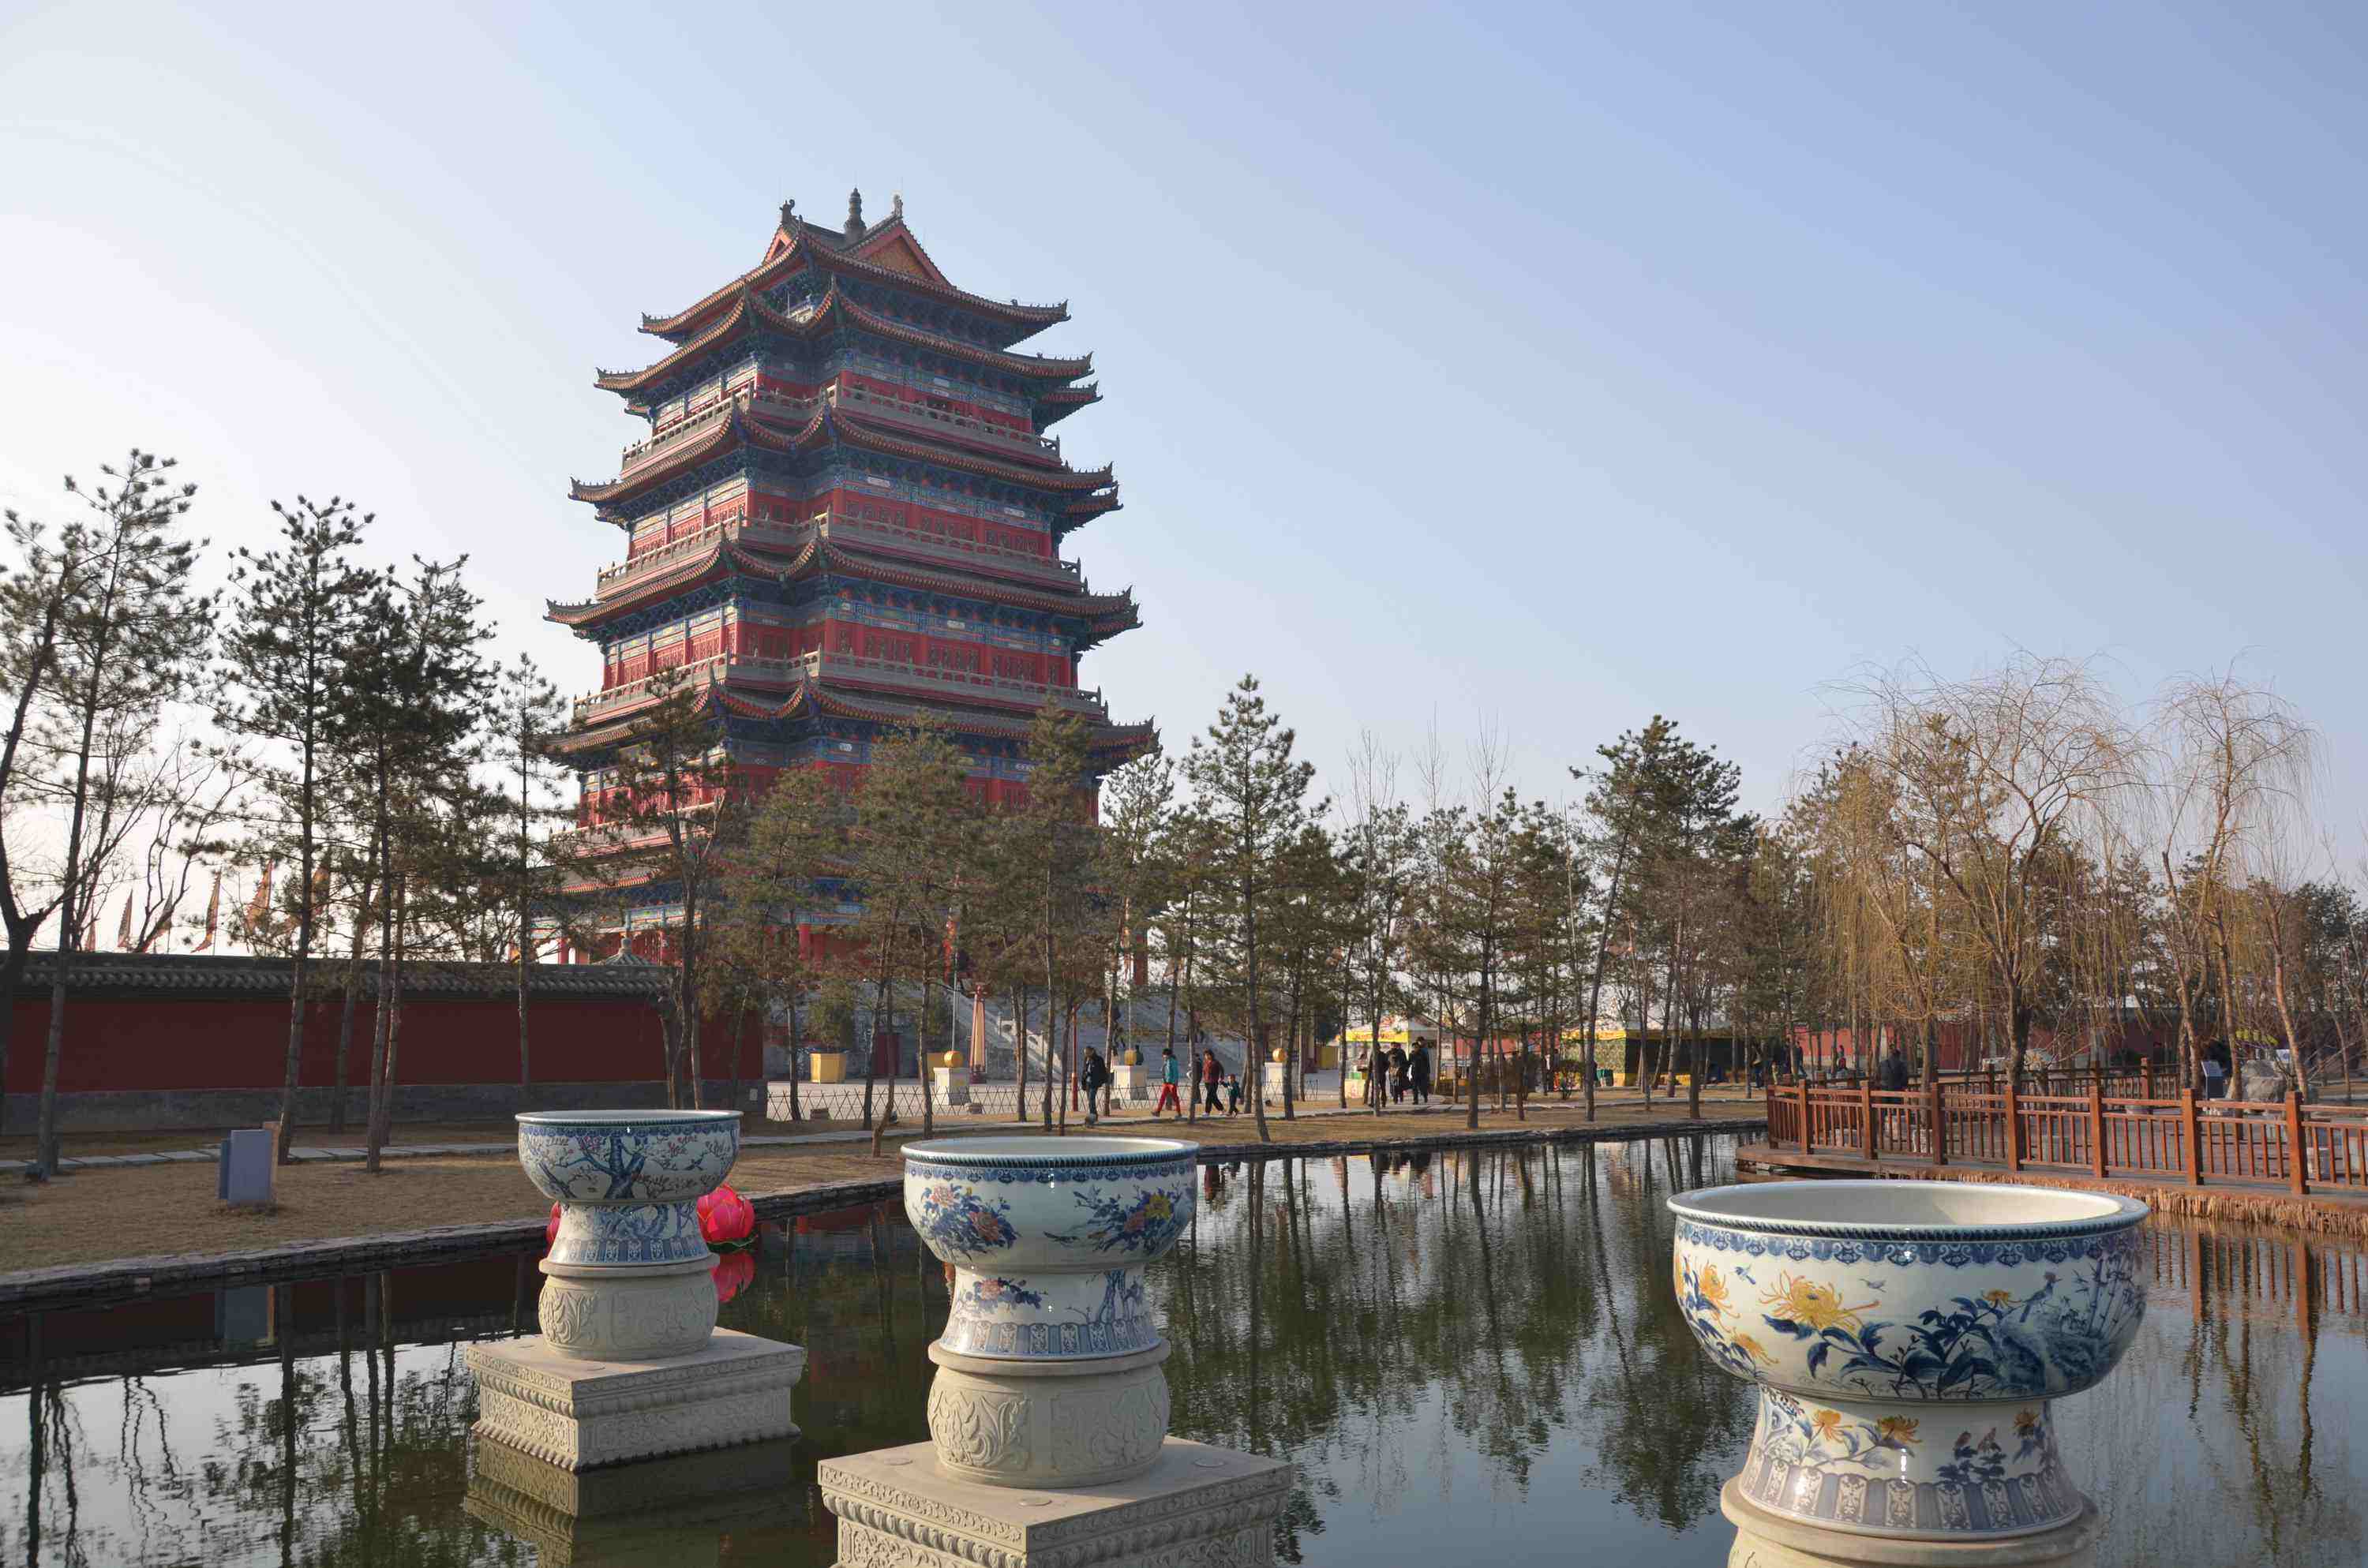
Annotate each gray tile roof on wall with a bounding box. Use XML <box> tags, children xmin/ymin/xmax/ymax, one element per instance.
<box><xmin>12</xmin><ymin>951</ymin><xmax>669</xmax><ymax>1002</ymax></box>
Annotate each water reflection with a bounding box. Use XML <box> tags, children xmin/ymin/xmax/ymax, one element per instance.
<box><xmin>2</xmin><ymin>1138</ymin><xmax>2366</xmax><ymax>1566</ymax></box>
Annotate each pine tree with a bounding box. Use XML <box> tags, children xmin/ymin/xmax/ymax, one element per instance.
<box><xmin>1096</xmin><ymin>754</ymin><xmax>1175</xmax><ymax>1077</ymax></box>
<box><xmin>343</xmin><ymin>559</ymin><xmax>492</xmax><ymax>1172</ymax></box>
<box><xmin>997</xmin><ymin>702</ymin><xmax>1102</xmax><ymax>1134</ymax></box>
<box><xmin>1182</xmin><ymin>676</ymin><xmax>1322</xmax><ymax>1145</ymax></box>
<box><xmin>0</xmin><ymin>512</ymin><xmax>82</xmax><ymax>1132</ymax></box>
<box><xmin>590</xmin><ymin>668</ymin><xmax>738</xmax><ymax>1110</ymax></box>
<box><xmin>481</xmin><ymin>654</ymin><xmax>569</xmax><ymax>1090</ymax></box>
<box><xmin>848</xmin><ymin>718</ymin><xmax>975</xmax><ymax>1139</ymax></box>
<box><xmin>715</xmin><ymin>762</ymin><xmax>844</xmax><ymax>1125</ymax></box>
<box><xmin>27</xmin><ymin>452</ymin><xmax>216</xmax><ymax>1180</ymax></box>
<box><xmin>219</xmin><ymin>496</ymin><xmax>377</xmax><ymax>1162</ymax></box>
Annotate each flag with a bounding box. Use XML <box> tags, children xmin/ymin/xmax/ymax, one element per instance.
<box><xmin>309</xmin><ymin>863</ymin><xmax>333</xmax><ymax>919</ymax></box>
<box><xmin>116</xmin><ymin>890</ymin><xmax>133</xmax><ymax>949</ymax></box>
<box><xmin>245</xmin><ymin>861</ymin><xmax>277</xmax><ymax>930</ymax></box>
<box><xmin>193</xmin><ymin>872</ymin><xmax>222</xmax><ymax>952</ymax></box>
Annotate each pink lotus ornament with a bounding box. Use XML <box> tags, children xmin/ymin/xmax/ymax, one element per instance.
<box><xmin>545</xmin><ymin>1202</ymin><xmax>562</xmax><ymax>1249</ymax></box>
<box><xmin>698</xmin><ymin>1183</ymin><xmax>755</xmax><ymax>1248</ymax></box>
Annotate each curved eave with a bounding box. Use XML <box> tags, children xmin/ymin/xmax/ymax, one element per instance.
<box><xmin>571</xmin><ymin>399</ymin><xmax>1109</xmax><ymax>514</ymax></box>
<box><xmin>558</xmin><ymin>528</ymin><xmax>1137</xmax><ymax>637</ymax></box>
<box><xmin>600</xmin><ymin>286</ymin><xmax>1088</xmax><ymax>403</ymax></box>
<box><xmin>817</xmin><ymin>537</ymin><xmax>1140</xmax><ymax>623</ymax></box>
<box><xmin>552</xmin><ymin>685</ymin><xmax>736</xmax><ymax>756</ymax></box>
<box><xmin>828</xmin><ymin>409</ymin><xmax>1113</xmax><ymax>492</ymax></box>
<box><xmin>639</xmin><ymin>230</ymin><xmax>1068</xmax><ymax>344</ymax></box>
<box><xmin>1036</xmin><ymin>383</ymin><xmax>1100</xmax><ymax>429</ymax></box>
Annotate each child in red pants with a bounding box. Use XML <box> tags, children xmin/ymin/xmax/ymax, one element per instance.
<box><xmin>1154</xmin><ymin>1046</ymin><xmax>1184</xmax><ymax>1117</ymax></box>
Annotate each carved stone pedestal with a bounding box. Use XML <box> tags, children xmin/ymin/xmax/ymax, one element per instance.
<box><xmin>933</xmin><ymin>1065</ymin><xmax>970</xmax><ymax>1106</ymax></box>
<box><xmin>1110</xmin><ymin>1063</ymin><xmax>1148</xmax><ymax>1103</ymax></box>
<box><xmin>924</xmin><ymin>1342</ymin><xmax>1170</xmax><ymax>1489</ymax></box>
<box><xmin>820</xmin><ymin>1437</ymin><xmax>1291</xmax><ymax>1567</ymax></box>
<box><xmin>467</xmin><ymin>1329</ymin><xmax>804</xmax><ymax>1471</ymax></box>
<box><xmin>464</xmin><ymin>1434</ymin><xmax>805</xmax><ymax>1566</ymax></box>
<box><xmin>1723</xmin><ymin>1482</ymin><xmax>2100</xmax><ymax>1568</ymax></box>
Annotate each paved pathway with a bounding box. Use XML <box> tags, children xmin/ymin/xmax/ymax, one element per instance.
<box><xmin>0</xmin><ymin>1082</ymin><xmax>1741</xmax><ymax>1176</ymax></box>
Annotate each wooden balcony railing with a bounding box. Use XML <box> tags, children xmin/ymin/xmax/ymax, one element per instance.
<box><xmin>1763</xmin><ymin>1080</ymin><xmax>2368</xmax><ymax>1196</ymax></box>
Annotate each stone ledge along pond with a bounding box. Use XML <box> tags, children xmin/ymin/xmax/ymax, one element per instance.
<box><xmin>2</xmin><ymin>1133</ymin><xmax>2362</xmax><ymax>1566</ymax></box>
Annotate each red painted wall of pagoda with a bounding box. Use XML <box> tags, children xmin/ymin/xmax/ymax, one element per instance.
<box><xmin>2</xmin><ymin>994</ymin><xmax>761</xmax><ymax>1094</ymax></box>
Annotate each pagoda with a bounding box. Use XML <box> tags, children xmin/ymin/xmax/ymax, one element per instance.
<box><xmin>551</xmin><ymin>189</ymin><xmax>1152</xmax><ymax>956</ymax></box>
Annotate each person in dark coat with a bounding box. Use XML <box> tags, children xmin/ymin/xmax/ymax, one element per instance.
<box><xmin>1081</xmin><ymin>1048</ymin><xmax>1110</xmax><ymax>1123</ymax></box>
<box><xmin>1201</xmin><ymin>1048</ymin><xmax>1224</xmax><ymax>1113</ymax></box>
<box><xmin>1409</xmin><ymin>1042</ymin><xmax>1433</xmax><ymax>1106</ymax></box>
<box><xmin>1388</xmin><ymin>1044</ymin><xmax>1411</xmax><ymax>1104</ymax></box>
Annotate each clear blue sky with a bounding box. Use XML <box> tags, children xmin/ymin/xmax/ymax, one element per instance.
<box><xmin>2</xmin><ymin>2</ymin><xmax>2361</xmax><ymax>829</ymax></box>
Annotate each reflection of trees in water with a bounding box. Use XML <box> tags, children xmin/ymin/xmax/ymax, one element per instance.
<box><xmin>1163</xmin><ymin>1137</ymin><xmax>1754</xmax><ymax>1559</ymax></box>
<box><xmin>2078</xmin><ymin>1229</ymin><xmax>2366</xmax><ymax>1568</ymax></box>
<box><xmin>11</xmin><ymin>1153</ymin><xmax>2368</xmax><ymax>1568</ymax></box>
<box><xmin>0</xmin><ymin>1219</ymin><xmax>955</xmax><ymax>1568</ymax></box>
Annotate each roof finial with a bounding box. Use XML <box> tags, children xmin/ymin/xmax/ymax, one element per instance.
<box><xmin>891</xmin><ymin>191</ymin><xmax>904</xmax><ymax>220</ymax></box>
<box><xmin>779</xmin><ymin>196</ymin><xmax>796</xmax><ymax>230</ymax></box>
<box><xmin>845</xmin><ymin>187</ymin><xmax>864</xmax><ymax>238</ymax></box>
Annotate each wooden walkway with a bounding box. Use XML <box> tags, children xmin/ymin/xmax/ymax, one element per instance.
<box><xmin>1739</xmin><ymin>1080</ymin><xmax>2368</xmax><ymax>1232</ymax></box>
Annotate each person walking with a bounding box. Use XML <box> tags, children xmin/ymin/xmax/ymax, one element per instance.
<box><xmin>1388</xmin><ymin>1044</ymin><xmax>1410</xmax><ymax>1106</ymax></box>
<box><xmin>1201</xmin><ymin>1047</ymin><xmax>1224</xmax><ymax>1113</ymax></box>
<box><xmin>1225</xmin><ymin>1072</ymin><xmax>1243</xmax><ymax>1117</ymax></box>
<box><xmin>1154</xmin><ymin>1046</ymin><xmax>1184</xmax><ymax>1118</ymax></box>
<box><xmin>1883</xmin><ymin>1050</ymin><xmax>1909</xmax><ymax>1092</ymax></box>
<box><xmin>1081</xmin><ymin>1047</ymin><xmax>1110</xmax><ymax>1124</ymax></box>
<box><xmin>1410</xmin><ymin>1042</ymin><xmax>1433</xmax><ymax>1106</ymax></box>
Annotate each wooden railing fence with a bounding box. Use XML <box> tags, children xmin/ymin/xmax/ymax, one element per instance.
<box><xmin>1765</xmin><ymin>1081</ymin><xmax>2368</xmax><ymax>1197</ymax></box>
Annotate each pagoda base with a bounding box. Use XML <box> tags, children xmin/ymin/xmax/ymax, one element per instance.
<box><xmin>466</xmin><ymin>1329</ymin><xmax>804</xmax><ymax>1472</ymax></box>
<box><xmin>819</xmin><ymin>1437</ymin><xmax>1291</xmax><ymax>1567</ymax></box>
<box><xmin>1723</xmin><ymin>1481</ymin><xmax>2100</xmax><ymax>1568</ymax></box>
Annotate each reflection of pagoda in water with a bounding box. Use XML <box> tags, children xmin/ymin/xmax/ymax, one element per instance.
<box><xmin>549</xmin><ymin>189</ymin><xmax>1153</xmax><ymax>955</ymax></box>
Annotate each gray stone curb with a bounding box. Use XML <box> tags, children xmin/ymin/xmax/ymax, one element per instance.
<box><xmin>0</xmin><ymin>1113</ymin><xmax>1761</xmax><ymax>1312</ymax></box>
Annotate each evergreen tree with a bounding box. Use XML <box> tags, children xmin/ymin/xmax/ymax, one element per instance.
<box><xmin>847</xmin><ymin>718</ymin><xmax>974</xmax><ymax>1138</ymax></box>
<box><xmin>27</xmin><ymin>452</ymin><xmax>215</xmax><ymax>1180</ymax></box>
<box><xmin>714</xmin><ymin>762</ymin><xmax>843</xmax><ymax>1125</ymax></box>
<box><xmin>994</xmin><ymin>701</ymin><xmax>1102</xmax><ymax>1132</ymax></box>
<box><xmin>1182</xmin><ymin>675</ymin><xmax>1322</xmax><ymax>1145</ymax></box>
<box><xmin>481</xmin><ymin>653</ymin><xmax>569</xmax><ymax>1089</ymax></box>
<box><xmin>1096</xmin><ymin>753</ymin><xmax>1175</xmax><ymax>1074</ymax></box>
<box><xmin>218</xmin><ymin>496</ymin><xmax>377</xmax><ymax>1162</ymax></box>
<box><xmin>343</xmin><ymin>559</ymin><xmax>491</xmax><ymax>1171</ymax></box>
<box><xmin>587</xmin><ymin>667</ymin><xmax>738</xmax><ymax>1109</ymax></box>
<box><xmin>0</xmin><ymin>511</ymin><xmax>83</xmax><ymax>1132</ymax></box>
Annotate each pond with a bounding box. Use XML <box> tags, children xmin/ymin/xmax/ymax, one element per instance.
<box><xmin>2</xmin><ymin>1134</ymin><xmax>2362</xmax><ymax>1565</ymax></box>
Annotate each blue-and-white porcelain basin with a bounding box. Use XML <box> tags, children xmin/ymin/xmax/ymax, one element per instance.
<box><xmin>519</xmin><ymin>1110</ymin><xmax>740</xmax><ymax>1270</ymax></box>
<box><xmin>904</xmin><ymin>1136</ymin><xmax>1194</xmax><ymax>1361</ymax></box>
<box><xmin>1669</xmin><ymin>1180</ymin><xmax>2146</xmax><ymax>1542</ymax></box>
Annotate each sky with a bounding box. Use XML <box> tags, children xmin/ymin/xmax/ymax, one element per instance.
<box><xmin>1</xmin><ymin>1</ymin><xmax>2362</xmax><ymax>838</ymax></box>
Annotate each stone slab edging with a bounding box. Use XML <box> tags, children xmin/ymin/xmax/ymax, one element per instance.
<box><xmin>0</xmin><ymin>1092</ymin><xmax>1759</xmax><ymax>1174</ymax></box>
<box><xmin>0</xmin><ymin>1113</ymin><xmax>1759</xmax><ymax>1312</ymax></box>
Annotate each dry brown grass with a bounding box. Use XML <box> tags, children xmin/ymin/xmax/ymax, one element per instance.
<box><xmin>2</xmin><ymin>1097</ymin><xmax>1758</xmax><ymax>1274</ymax></box>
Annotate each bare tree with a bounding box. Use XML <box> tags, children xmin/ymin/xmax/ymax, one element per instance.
<box><xmin>1835</xmin><ymin>654</ymin><xmax>2136</xmax><ymax>1088</ymax></box>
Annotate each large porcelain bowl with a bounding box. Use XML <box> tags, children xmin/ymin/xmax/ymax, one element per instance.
<box><xmin>904</xmin><ymin>1136</ymin><xmax>1194</xmax><ymax>1361</ymax></box>
<box><xmin>1669</xmin><ymin>1180</ymin><xmax>2147</xmax><ymax>1542</ymax></box>
<box><xmin>519</xmin><ymin>1110</ymin><xmax>740</xmax><ymax>1270</ymax></box>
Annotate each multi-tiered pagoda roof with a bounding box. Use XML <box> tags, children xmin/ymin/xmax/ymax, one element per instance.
<box><xmin>553</xmin><ymin>191</ymin><xmax>1152</xmax><ymax>936</ymax></box>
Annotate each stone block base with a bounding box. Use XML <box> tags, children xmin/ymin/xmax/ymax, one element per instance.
<box><xmin>1723</xmin><ymin>1481</ymin><xmax>2100</xmax><ymax>1567</ymax></box>
<box><xmin>820</xmin><ymin>1437</ymin><xmax>1291</xmax><ymax>1566</ymax></box>
<box><xmin>464</xmin><ymin>1435</ymin><xmax>804</xmax><ymax>1566</ymax></box>
<box><xmin>1111</xmin><ymin>1064</ymin><xmax>1148</xmax><ymax>1102</ymax></box>
<box><xmin>467</xmin><ymin>1329</ymin><xmax>804</xmax><ymax>1472</ymax></box>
